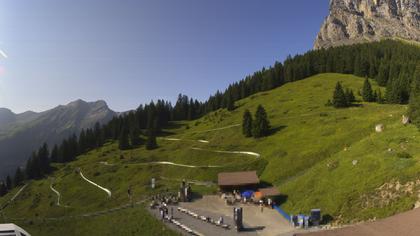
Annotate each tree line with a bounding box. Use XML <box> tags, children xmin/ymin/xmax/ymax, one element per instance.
<box><xmin>2</xmin><ymin>40</ymin><xmax>420</xmax><ymax>196</ymax></box>
<box><xmin>329</xmin><ymin>78</ymin><xmax>385</xmax><ymax>108</ymax></box>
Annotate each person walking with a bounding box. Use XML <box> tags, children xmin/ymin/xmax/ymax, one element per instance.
<box><xmin>127</xmin><ymin>185</ymin><xmax>133</xmax><ymax>206</ymax></box>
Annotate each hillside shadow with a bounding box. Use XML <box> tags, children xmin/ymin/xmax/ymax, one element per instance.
<box><xmin>268</xmin><ymin>125</ymin><xmax>287</xmax><ymax>136</ymax></box>
<box><xmin>241</xmin><ymin>226</ymin><xmax>265</xmax><ymax>232</ymax></box>
<box><xmin>274</xmin><ymin>194</ymin><xmax>288</xmax><ymax>205</ymax></box>
<box><xmin>158</xmin><ymin>130</ymin><xmax>177</xmax><ymax>137</ymax></box>
<box><xmin>322</xmin><ymin>214</ymin><xmax>334</xmax><ymax>224</ymax></box>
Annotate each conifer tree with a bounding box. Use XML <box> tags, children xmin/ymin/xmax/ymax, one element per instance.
<box><xmin>226</xmin><ymin>93</ymin><xmax>235</xmax><ymax>111</ymax></box>
<box><xmin>5</xmin><ymin>175</ymin><xmax>12</xmax><ymax>190</ymax></box>
<box><xmin>146</xmin><ymin>129</ymin><xmax>157</xmax><ymax>150</ymax></box>
<box><xmin>377</xmin><ymin>89</ymin><xmax>384</xmax><ymax>103</ymax></box>
<box><xmin>38</xmin><ymin>143</ymin><xmax>50</xmax><ymax>176</ymax></box>
<box><xmin>408</xmin><ymin>66</ymin><xmax>420</xmax><ymax>128</ymax></box>
<box><xmin>362</xmin><ymin>78</ymin><xmax>374</xmax><ymax>102</ymax></box>
<box><xmin>252</xmin><ymin>105</ymin><xmax>270</xmax><ymax>138</ymax></box>
<box><xmin>345</xmin><ymin>88</ymin><xmax>355</xmax><ymax>104</ymax></box>
<box><xmin>118</xmin><ymin>127</ymin><xmax>130</xmax><ymax>150</ymax></box>
<box><xmin>242</xmin><ymin>109</ymin><xmax>253</xmax><ymax>137</ymax></box>
<box><xmin>0</xmin><ymin>182</ymin><xmax>7</xmax><ymax>196</ymax></box>
<box><xmin>332</xmin><ymin>82</ymin><xmax>348</xmax><ymax>108</ymax></box>
<box><xmin>50</xmin><ymin>145</ymin><xmax>59</xmax><ymax>163</ymax></box>
<box><xmin>14</xmin><ymin>167</ymin><xmax>24</xmax><ymax>186</ymax></box>
<box><xmin>129</xmin><ymin>126</ymin><xmax>142</xmax><ymax>147</ymax></box>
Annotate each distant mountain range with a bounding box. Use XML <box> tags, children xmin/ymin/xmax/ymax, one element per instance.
<box><xmin>0</xmin><ymin>99</ymin><xmax>117</xmax><ymax>177</ymax></box>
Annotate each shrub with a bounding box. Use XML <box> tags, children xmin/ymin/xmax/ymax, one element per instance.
<box><xmin>397</xmin><ymin>152</ymin><xmax>412</xmax><ymax>159</ymax></box>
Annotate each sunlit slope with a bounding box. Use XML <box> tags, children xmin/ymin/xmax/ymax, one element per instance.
<box><xmin>1</xmin><ymin>73</ymin><xmax>418</xmax><ymax>234</ymax></box>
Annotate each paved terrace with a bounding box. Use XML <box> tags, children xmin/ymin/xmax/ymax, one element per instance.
<box><xmin>148</xmin><ymin>195</ymin><xmax>322</xmax><ymax>235</ymax></box>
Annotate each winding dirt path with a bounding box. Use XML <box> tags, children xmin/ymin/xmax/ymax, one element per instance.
<box><xmin>100</xmin><ymin>161</ymin><xmax>222</xmax><ymax>169</ymax></box>
<box><xmin>194</xmin><ymin>124</ymin><xmax>240</xmax><ymax>133</ymax></box>
<box><xmin>160</xmin><ymin>137</ymin><xmax>209</xmax><ymax>143</ymax></box>
<box><xmin>49</xmin><ymin>180</ymin><xmax>69</xmax><ymax>207</ymax></box>
<box><xmin>191</xmin><ymin>147</ymin><xmax>261</xmax><ymax>158</ymax></box>
<box><xmin>10</xmin><ymin>184</ymin><xmax>27</xmax><ymax>202</ymax></box>
<box><xmin>79</xmin><ymin>170</ymin><xmax>112</xmax><ymax>198</ymax></box>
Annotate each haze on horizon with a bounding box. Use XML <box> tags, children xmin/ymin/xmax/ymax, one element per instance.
<box><xmin>0</xmin><ymin>0</ymin><xmax>328</xmax><ymax>113</ymax></box>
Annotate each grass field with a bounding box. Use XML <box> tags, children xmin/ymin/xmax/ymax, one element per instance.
<box><xmin>1</xmin><ymin>73</ymin><xmax>420</xmax><ymax>234</ymax></box>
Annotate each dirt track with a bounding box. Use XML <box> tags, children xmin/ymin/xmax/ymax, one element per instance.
<box><xmin>298</xmin><ymin>207</ymin><xmax>420</xmax><ymax>236</ymax></box>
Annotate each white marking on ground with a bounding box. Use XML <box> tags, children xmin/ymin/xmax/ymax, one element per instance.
<box><xmin>99</xmin><ymin>161</ymin><xmax>114</xmax><ymax>166</ymax></box>
<box><xmin>10</xmin><ymin>184</ymin><xmax>27</xmax><ymax>202</ymax></box>
<box><xmin>49</xmin><ymin>180</ymin><xmax>69</xmax><ymax>207</ymax></box>
<box><xmin>99</xmin><ymin>161</ymin><xmax>221</xmax><ymax>168</ymax></box>
<box><xmin>191</xmin><ymin>147</ymin><xmax>261</xmax><ymax>158</ymax></box>
<box><xmin>79</xmin><ymin>170</ymin><xmax>112</xmax><ymax>198</ymax></box>
<box><xmin>160</xmin><ymin>137</ymin><xmax>210</xmax><ymax>144</ymax></box>
<box><xmin>195</xmin><ymin>124</ymin><xmax>240</xmax><ymax>133</ymax></box>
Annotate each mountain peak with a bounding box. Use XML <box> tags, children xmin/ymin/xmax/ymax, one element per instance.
<box><xmin>0</xmin><ymin>108</ymin><xmax>14</xmax><ymax>115</ymax></box>
<box><xmin>315</xmin><ymin>0</ymin><xmax>420</xmax><ymax>49</ymax></box>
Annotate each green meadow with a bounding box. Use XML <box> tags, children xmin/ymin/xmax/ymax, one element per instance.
<box><xmin>2</xmin><ymin>73</ymin><xmax>420</xmax><ymax>234</ymax></box>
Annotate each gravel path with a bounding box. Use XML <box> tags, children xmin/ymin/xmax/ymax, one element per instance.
<box><xmin>191</xmin><ymin>147</ymin><xmax>261</xmax><ymax>158</ymax></box>
<box><xmin>194</xmin><ymin>124</ymin><xmax>240</xmax><ymax>133</ymax></box>
<box><xmin>49</xmin><ymin>180</ymin><xmax>70</xmax><ymax>207</ymax></box>
<box><xmin>100</xmin><ymin>161</ymin><xmax>223</xmax><ymax>169</ymax></box>
<box><xmin>149</xmin><ymin>205</ymin><xmax>258</xmax><ymax>236</ymax></box>
<box><xmin>161</xmin><ymin>138</ymin><xmax>210</xmax><ymax>143</ymax></box>
<box><xmin>79</xmin><ymin>170</ymin><xmax>112</xmax><ymax>198</ymax></box>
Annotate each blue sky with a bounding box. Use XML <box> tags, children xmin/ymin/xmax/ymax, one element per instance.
<box><xmin>0</xmin><ymin>0</ymin><xmax>329</xmax><ymax>113</ymax></box>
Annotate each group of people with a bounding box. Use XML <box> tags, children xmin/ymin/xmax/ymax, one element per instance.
<box><xmin>149</xmin><ymin>192</ymin><xmax>179</xmax><ymax>208</ymax></box>
<box><xmin>221</xmin><ymin>190</ymin><xmax>275</xmax><ymax>213</ymax></box>
<box><xmin>177</xmin><ymin>207</ymin><xmax>230</xmax><ymax>230</ymax></box>
<box><xmin>159</xmin><ymin>204</ymin><xmax>174</xmax><ymax>221</ymax></box>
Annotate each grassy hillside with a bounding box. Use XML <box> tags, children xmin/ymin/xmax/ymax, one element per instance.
<box><xmin>1</xmin><ymin>73</ymin><xmax>420</xmax><ymax>235</ymax></box>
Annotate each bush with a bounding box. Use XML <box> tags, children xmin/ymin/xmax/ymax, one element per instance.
<box><xmin>397</xmin><ymin>152</ymin><xmax>412</xmax><ymax>159</ymax></box>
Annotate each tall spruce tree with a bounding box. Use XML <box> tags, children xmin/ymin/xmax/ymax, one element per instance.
<box><xmin>0</xmin><ymin>182</ymin><xmax>7</xmax><ymax>196</ymax></box>
<box><xmin>146</xmin><ymin>129</ymin><xmax>157</xmax><ymax>150</ymax></box>
<box><xmin>14</xmin><ymin>167</ymin><xmax>24</xmax><ymax>186</ymax></box>
<box><xmin>332</xmin><ymin>82</ymin><xmax>348</xmax><ymax>108</ymax></box>
<box><xmin>252</xmin><ymin>105</ymin><xmax>270</xmax><ymax>138</ymax></box>
<box><xmin>50</xmin><ymin>145</ymin><xmax>59</xmax><ymax>163</ymax></box>
<box><xmin>5</xmin><ymin>175</ymin><xmax>12</xmax><ymax>190</ymax></box>
<box><xmin>362</xmin><ymin>78</ymin><xmax>374</xmax><ymax>102</ymax></box>
<box><xmin>226</xmin><ymin>95</ymin><xmax>235</xmax><ymax>111</ymax></box>
<box><xmin>38</xmin><ymin>143</ymin><xmax>50</xmax><ymax>176</ymax></box>
<box><xmin>242</xmin><ymin>109</ymin><xmax>253</xmax><ymax>137</ymax></box>
<box><xmin>408</xmin><ymin>65</ymin><xmax>420</xmax><ymax>128</ymax></box>
<box><xmin>129</xmin><ymin>126</ymin><xmax>142</xmax><ymax>147</ymax></box>
<box><xmin>345</xmin><ymin>88</ymin><xmax>355</xmax><ymax>104</ymax></box>
<box><xmin>118</xmin><ymin>127</ymin><xmax>130</xmax><ymax>150</ymax></box>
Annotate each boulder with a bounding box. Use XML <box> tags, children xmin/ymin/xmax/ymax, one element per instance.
<box><xmin>375</xmin><ymin>124</ymin><xmax>384</xmax><ymax>133</ymax></box>
<box><xmin>402</xmin><ymin>115</ymin><xmax>410</xmax><ymax>125</ymax></box>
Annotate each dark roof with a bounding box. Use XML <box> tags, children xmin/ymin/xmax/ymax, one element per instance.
<box><xmin>218</xmin><ymin>171</ymin><xmax>259</xmax><ymax>186</ymax></box>
<box><xmin>258</xmin><ymin>187</ymin><xmax>280</xmax><ymax>197</ymax></box>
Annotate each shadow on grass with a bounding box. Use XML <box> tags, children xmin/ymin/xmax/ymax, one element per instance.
<box><xmin>274</xmin><ymin>194</ymin><xmax>288</xmax><ymax>205</ymax></box>
<box><xmin>268</xmin><ymin>125</ymin><xmax>287</xmax><ymax>136</ymax></box>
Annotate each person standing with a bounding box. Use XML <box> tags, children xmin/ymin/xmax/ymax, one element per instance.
<box><xmin>127</xmin><ymin>185</ymin><xmax>133</xmax><ymax>205</ymax></box>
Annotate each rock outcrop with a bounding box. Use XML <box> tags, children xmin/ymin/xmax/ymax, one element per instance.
<box><xmin>314</xmin><ymin>0</ymin><xmax>420</xmax><ymax>49</ymax></box>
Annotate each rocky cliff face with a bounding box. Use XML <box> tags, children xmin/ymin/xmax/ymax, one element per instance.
<box><xmin>314</xmin><ymin>0</ymin><xmax>420</xmax><ymax>49</ymax></box>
